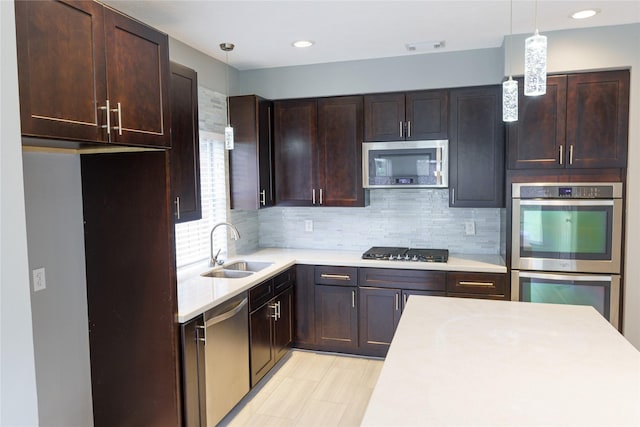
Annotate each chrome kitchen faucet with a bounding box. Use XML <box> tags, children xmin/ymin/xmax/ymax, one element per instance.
<box><xmin>209</xmin><ymin>222</ymin><xmax>241</xmax><ymax>266</ymax></box>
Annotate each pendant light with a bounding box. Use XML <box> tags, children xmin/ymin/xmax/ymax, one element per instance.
<box><xmin>524</xmin><ymin>0</ymin><xmax>547</xmax><ymax>96</ymax></box>
<box><xmin>220</xmin><ymin>42</ymin><xmax>235</xmax><ymax>150</ymax></box>
<box><xmin>502</xmin><ymin>0</ymin><xmax>518</xmax><ymax>122</ymax></box>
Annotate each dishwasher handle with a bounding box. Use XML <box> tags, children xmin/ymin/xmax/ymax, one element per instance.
<box><xmin>205</xmin><ymin>298</ymin><xmax>248</xmax><ymax>328</ymax></box>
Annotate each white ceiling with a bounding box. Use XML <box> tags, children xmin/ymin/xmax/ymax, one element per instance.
<box><xmin>103</xmin><ymin>0</ymin><xmax>640</xmax><ymax>70</ymax></box>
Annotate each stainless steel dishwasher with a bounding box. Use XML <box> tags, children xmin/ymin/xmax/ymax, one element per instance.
<box><xmin>202</xmin><ymin>292</ymin><xmax>250</xmax><ymax>426</ymax></box>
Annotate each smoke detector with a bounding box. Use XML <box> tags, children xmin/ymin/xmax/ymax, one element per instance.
<box><xmin>405</xmin><ymin>40</ymin><xmax>446</xmax><ymax>52</ymax></box>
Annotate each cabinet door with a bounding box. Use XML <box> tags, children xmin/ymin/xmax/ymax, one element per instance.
<box><xmin>273</xmin><ymin>287</ymin><xmax>294</xmax><ymax>363</ymax></box>
<box><xmin>294</xmin><ymin>265</ymin><xmax>316</xmax><ymax>347</ymax></box>
<box><xmin>401</xmin><ymin>290</ymin><xmax>445</xmax><ymax>309</ymax></box>
<box><xmin>317</xmin><ymin>96</ymin><xmax>366</xmax><ymax>207</ymax></box>
<box><xmin>274</xmin><ymin>99</ymin><xmax>317</xmax><ymax>205</ymax></box>
<box><xmin>566</xmin><ymin>71</ymin><xmax>629</xmax><ymax>168</ymax></box>
<box><xmin>449</xmin><ymin>85</ymin><xmax>505</xmax><ymax>208</ymax></box>
<box><xmin>405</xmin><ymin>90</ymin><xmax>448</xmax><ymax>140</ymax></box>
<box><xmin>15</xmin><ymin>0</ymin><xmax>107</xmax><ymax>142</ymax></box>
<box><xmin>170</xmin><ymin>62</ymin><xmax>201</xmax><ymax>223</ymax></box>
<box><xmin>364</xmin><ymin>93</ymin><xmax>405</xmax><ymax>141</ymax></box>
<box><xmin>507</xmin><ymin>75</ymin><xmax>567</xmax><ymax>169</ymax></box>
<box><xmin>315</xmin><ymin>285</ymin><xmax>358</xmax><ymax>351</ymax></box>
<box><xmin>103</xmin><ymin>8</ymin><xmax>170</xmax><ymax>147</ymax></box>
<box><xmin>180</xmin><ymin>317</ymin><xmax>206</xmax><ymax>427</ymax></box>
<box><xmin>249</xmin><ymin>303</ymin><xmax>275</xmax><ymax>387</ymax></box>
<box><xmin>229</xmin><ymin>95</ymin><xmax>275</xmax><ymax>209</ymax></box>
<box><xmin>358</xmin><ymin>287</ymin><xmax>401</xmax><ymax>357</ymax></box>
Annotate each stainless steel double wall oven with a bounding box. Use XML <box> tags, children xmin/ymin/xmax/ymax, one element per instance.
<box><xmin>511</xmin><ymin>182</ymin><xmax>623</xmax><ymax>328</ymax></box>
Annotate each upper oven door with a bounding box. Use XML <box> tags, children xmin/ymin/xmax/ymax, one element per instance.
<box><xmin>512</xmin><ymin>198</ymin><xmax>622</xmax><ymax>273</ymax></box>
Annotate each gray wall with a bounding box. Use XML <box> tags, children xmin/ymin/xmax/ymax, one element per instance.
<box><xmin>239</xmin><ymin>47</ymin><xmax>504</xmax><ymax>99</ymax></box>
<box><xmin>22</xmin><ymin>153</ymin><xmax>93</xmax><ymax>427</ymax></box>
<box><xmin>1</xmin><ymin>0</ymin><xmax>40</xmax><ymax>424</ymax></box>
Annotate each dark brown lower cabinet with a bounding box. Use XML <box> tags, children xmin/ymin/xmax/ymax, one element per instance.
<box><xmin>358</xmin><ymin>287</ymin><xmax>402</xmax><ymax>357</ymax></box>
<box><xmin>446</xmin><ymin>272</ymin><xmax>507</xmax><ymax>300</ymax></box>
<box><xmin>314</xmin><ymin>284</ymin><xmax>359</xmax><ymax>352</ymax></box>
<box><xmin>249</xmin><ymin>270</ymin><xmax>294</xmax><ymax>387</ymax></box>
<box><xmin>294</xmin><ymin>265</ymin><xmax>316</xmax><ymax>347</ymax></box>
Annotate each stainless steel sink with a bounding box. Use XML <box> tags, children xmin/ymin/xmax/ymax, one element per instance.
<box><xmin>223</xmin><ymin>260</ymin><xmax>273</xmax><ymax>272</ymax></box>
<box><xmin>200</xmin><ymin>269</ymin><xmax>254</xmax><ymax>279</ymax></box>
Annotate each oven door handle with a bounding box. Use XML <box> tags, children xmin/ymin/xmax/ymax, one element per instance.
<box><xmin>517</xmin><ymin>271</ymin><xmax>614</xmax><ymax>282</ymax></box>
<box><xmin>518</xmin><ymin>200</ymin><xmax>615</xmax><ymax>207</ymax></box>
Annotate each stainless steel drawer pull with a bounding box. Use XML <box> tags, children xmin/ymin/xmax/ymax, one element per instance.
<box><xmin>195</xmin><ymin>324</ymin><xmax>206</xmax><ymax>343</ymax></box>
<box><xmin>559</xmin><ymin>145</ymin><xmax>564</xmax><ymax>165</ymax></box>
<box><xmin>319</xmin><ymin>188</ymin><xmax>323</xmax><ymax>205</ymax></box>
<box><xmin>175</xmin><ymin>196</ymin><xmax>181</xmax><ymax>219</ymax></box>
<box><xmin>312</xmin><ymin>189</ymin><xmax>316</xmax><ymax>205</ymax></box>
<box><xmin>403</xmin><ymin>294</ymin><xmax>408</xmax><ymax>306</ymax></box>
<box><xmin>260</xmin><ymin>190</ymin><xmax>266</xmax><ymax>206</ymax></box>
<box><xmin>320</xmin><ymin>273</ymin><xmax>351</xmax><ymax>281</ymax></box>
<box><xmin>407</xmin><ymin>121</ymin><xmax>411</xmax><ymax>138</ymax></box>
<box><xmin>399</xmin><ymin>121</ymin><xmax>403</xmax><ymax>138</ymax></box>
<box><xmin>459</xmin><ymin>281</ymin><xmax>494</xmax><ymax>287</ymax></box>
<box><xmin>269</xmin><ymin>303</ymin><xmax>278</xmax><ymax>319</ymax></box>
<box><xmin>395</xmin><ymin>293</ymin><xmax>399</xmax><ymax>310</ymax></box>
<box><xmin>352</xmin><ymin>290</ymin><xmax>356</xmax><ymax>308</ymax></box>
<box><xmin>112</xmin><ymin>102</ymin><xmax>123</xmax><ymax>136</ymax></box>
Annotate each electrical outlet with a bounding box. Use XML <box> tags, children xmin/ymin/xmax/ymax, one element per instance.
<box><xmin>464</xmin><ymin>221</ymin><xmax>476</xmax><ymax>236</ymax></box>
<box><xmin>304</xmin><ymin>220</ymin><xmax>313</xmax><ymax>232</ymax></box>
<box><xmin>33</xmin><ymin>267</ymin><xmax>46</xmax><ymax>292</ymax></box>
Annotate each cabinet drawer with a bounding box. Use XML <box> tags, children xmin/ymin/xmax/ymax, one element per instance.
<box><xmin>249</xmin><ymin>279</ymin><xmax>274</xmax><ymax>311</ymax></box>
<box><xmin>446</xmin><ymin>272</ymin><xmax>506</xmax><ymax>296</ymax></box>
<box><xmin>359</xmin><ymin>268</ymin><xmax>446</xmax><ymax>292</ymax></box>
<box><xmin>273</xmin><ymin>267</ymin><xmax>295</xmax><ymax>294</ymax></box>
<box><xmin>315</xmin><ymin>266</ymin><xmax>358</xmax><ymax>286</ymax></box>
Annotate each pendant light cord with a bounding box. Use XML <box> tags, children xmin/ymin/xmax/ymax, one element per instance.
<box><xmin>508</xmin><ymin>0</ymin><xmax>513</xmax><ymax>77</ymax></box>
<box><xmin>225</xmin><ymin>50</ymin><xmax>230</xmax><ymax>126</ymax></box>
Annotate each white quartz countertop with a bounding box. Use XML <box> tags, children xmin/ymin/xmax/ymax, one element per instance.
<box><xmin>361</xmin><ymin>296</ymin><xmax>640</xmax><ymax>427</ymax></box>
<box><xmin>177</xmin><ymin>248</ymin><xmax>505</xmax><ymax>323</ymax></box>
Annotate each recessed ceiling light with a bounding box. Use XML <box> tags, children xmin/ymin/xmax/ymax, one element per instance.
<box><xmin>571</xmin><ymin>9</ymin><xmax>600</xmax><ymax>20</ymax></box>
<box><xmin>292</xmin><ymin>40</ymin><xmax>314</xmax><ymax>48</ymax></box>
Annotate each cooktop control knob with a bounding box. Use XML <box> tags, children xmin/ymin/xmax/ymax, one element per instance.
<box><xmin>412</xmin><ymin>255</ymin><xmax>419</xmax><ymax>261</ymax></box>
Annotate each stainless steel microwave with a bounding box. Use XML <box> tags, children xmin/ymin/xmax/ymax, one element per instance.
<box><xmin>362</xmin><ymin>140</ymin><xmax>448</xmax><ymax>188</ymax></box>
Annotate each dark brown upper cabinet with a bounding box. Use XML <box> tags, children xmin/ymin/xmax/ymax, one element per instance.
<box><xmin>449</xmin><ymin>85</ymin><xmax>505</xmax><ymax>208</ymax></box>
<box><xmin>15</xmin><ymin>0</ymin><xmax>170</xmax><ymax>148</ymax></box>
<box><xmin>274</xmin><ymin>96</ymin><xmax>367</xmax><ymax>207</ymax></box>
<box><xmin>169</xmin><ymin>62</ymin><xmax>201</xmax><ymax>223</ymax></box>
<box><xmin>364</xmin><ymin>90</ymin><xmax>448</xmax><ymax>142</ymax></box>
<box><xmin>507</xmin><ymin>70</ymin><xmax>629</xmax><ymax>169</ymax></box>
<box><xmin>229</xmin><ymin>95</ymin><xmax>275</xmax><ymax>210</ymax></box>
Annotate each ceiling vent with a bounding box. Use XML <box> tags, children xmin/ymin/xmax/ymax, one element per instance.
<box><xmin>405</xmin><ymin>40</ymin><xmax>446</xmax><ymax>52</ymax></box>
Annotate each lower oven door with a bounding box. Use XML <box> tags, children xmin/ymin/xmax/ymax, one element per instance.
<box><xmin>511</xmin><ymin>271</ymin><xmax>620</xmax><ymax>329</ymax></box>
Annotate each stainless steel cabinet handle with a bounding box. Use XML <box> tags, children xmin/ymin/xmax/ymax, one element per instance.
<box><xmin>195</xmin><ymin>324</ymin><xmax>206</xmax><ymax>344</ymax></box>
<box><xmin>407</xmin><ymin>121</ymin><xmax>411</xmax><ymax>138</ymax></box>
<box><xmin>260</xmin><ymin>190</ymin><xmax>266</xmax><ymax>206</ymax></box>
<box><xmin>320</xmin><ymin>273</ymin><xmax>351</xmax><ymax>281</ymax></box>
<box><xmin>569</xmin><ymin>144</ymin><xmax>574</xmax><ymax>165</ymax></box>
<box><xmin>559</xmin><ymin>145</ymin><xmax>564</xmax><ymax>165</ymax></box>
<box><xmin>99</xmin><ymin>99</ymin><xmax>111</xmax><ymax>139</ymax></box>
<box><xmin>451</xmin><ymin>188</ymin><xmax>455</xmax><ymax>204</ymax></box>
<box><xmin>111</xmin><ymin>102</ymin><xmax>122</xmax><ymax>136</ymax></box>
<box><xmin>395</xmin><ymin>293</ymin><xmax>399</xmax><ymax>311</ymax></box>
<box><xmin>312</xmin><ymin>189</ymin><xmax>316</xmax><ymax>205</ymax></box>
<box><xmin>399</xmin><ymin>121</ymin><xmax>403</xmax><ymax>138</ymax></box>
<box><xmin>175</xmin><ymin>196</ymin><xmax>181</xmax><ymax>219</ymax></box>
<box><xmin>403</xmin><ymin>294</ymin><xmax>408</xmax><ymax>306</ymax></box>
<box><xmin>269</xmin><ymin>303</ymin><xmax>278</xmax><ymax>319</ymax></box>
<box><xmin>319</xmin><ymin>189</ymin><xmax>323</xmax><ymax>205</ymax></box>
<box><xmin>352</xmin><ymin>290</ymin><xmax>356</xmax><ymax>308</ymax></box>
<box><xmin>459</xmin><ymin>281</ymin><xmax>494</xmax><ymax>288</ymax></box>
<box><xmin>276</xmin><ymin>301</ymin><xmax>281</xmax><ymax>319</ymax></box>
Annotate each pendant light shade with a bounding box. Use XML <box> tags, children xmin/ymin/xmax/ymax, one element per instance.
<box><xmin>503</xmin><ymin>77</ymin><xmax>518</xmax><ymax>122</ymax></box>
<box><xmin>502</xmin><ymin>0</ymin><xmax>518</xmax><ymax>122</ymax></box>
<box><xmin>524</xmin><ymin>0</ymin><xmax>547</xmax><ymax>97</ymax></box>
<box><xmin>220</xmin><ymin>42</ymin><xmax>235</xmax><ymax>150</ymax></box>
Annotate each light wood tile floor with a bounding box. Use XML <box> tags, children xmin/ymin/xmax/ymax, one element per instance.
<box><xmin>218</xmin><ymin>350</ymin><xmax>384</xmax><ymax>427</ymax></box>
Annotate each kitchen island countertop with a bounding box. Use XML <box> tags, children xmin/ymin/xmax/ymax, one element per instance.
<box><xmin>361</xmin><ymin>296</ymin><xmax>640</xmax><ymax>426</ymax></box>
<box><xmin>177</xmin><ymin>248</ymin><xmax>505</xmax><ymax>323</ymax></box>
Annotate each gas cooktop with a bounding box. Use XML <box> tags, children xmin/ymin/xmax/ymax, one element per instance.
<box><xmin>362</xmin><ymin>246</ymin><xmax>449</xmax><ymax>263</ymax></box>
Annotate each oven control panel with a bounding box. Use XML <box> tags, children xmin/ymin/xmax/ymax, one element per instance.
<box><xmin>514</xmin><ymin>183</ymin><xmax>622</xmax><ymax>199</ymax></box>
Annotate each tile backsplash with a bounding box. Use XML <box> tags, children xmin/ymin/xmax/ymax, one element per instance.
<box><xmin>232</xmin><ymin>189</ymin><xmax>504</xmax><ymax>255</ymax></box>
